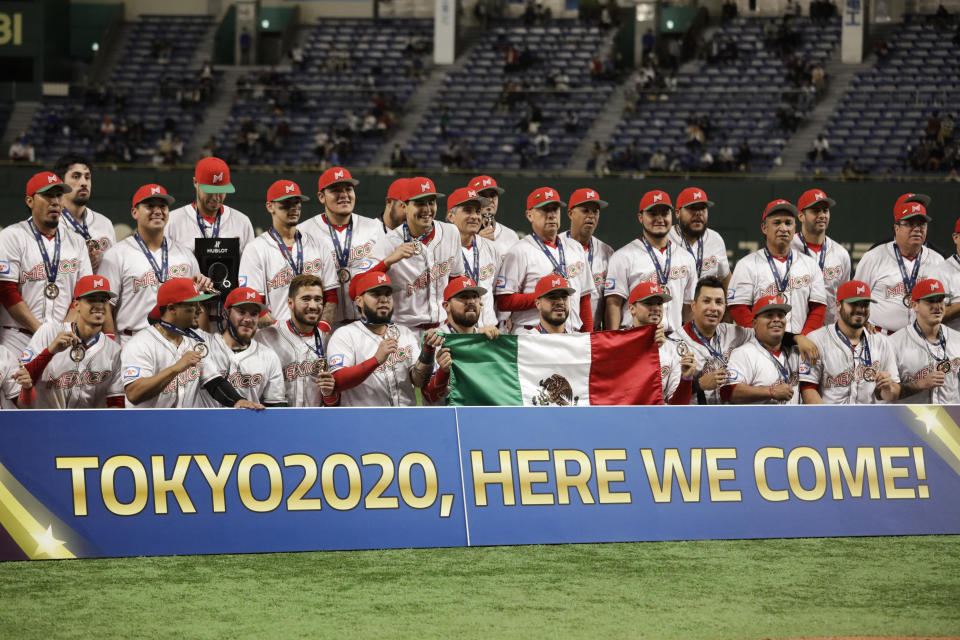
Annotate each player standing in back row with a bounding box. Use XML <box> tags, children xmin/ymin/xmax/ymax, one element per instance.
<box><xmin>53</xmin><ymin>154</ymin><xmax>116</xmax><ymax>272</ymax></box>
<box><xmin>667</xmin><ymin>187</ymin><xmax>730</xmax><ymax>287</ymax></box>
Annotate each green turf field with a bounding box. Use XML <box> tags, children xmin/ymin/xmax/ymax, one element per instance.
<box><xmin>1</xmin><ymin>535</ymin><xmax>958</xmax><ymax>639</ymax></box>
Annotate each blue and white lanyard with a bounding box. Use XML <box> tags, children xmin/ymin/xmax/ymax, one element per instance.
<box><xmin>402</xmin><ymin>221</ymin><xmax>433</xmax><ymax>245</ymax></box>
<box><xmin>531</xmin><ymin>233</ymin><xmax>566</xmax><ymax>277</ymax></box>
<box><xmin>288</xmin><ymin>320</ymin><xmax>325</xmax><ymax>359</ymax></box>
<box><xmin>325</xmin><ymin>215</ymin><xmax>353</xmax><ymax>269</ymax></box>
<box><xmin>158</xmin><ymin>320</ymin><xmax>206</xmax><ymax>345</ymax></box>
<box><xmin>893</xmin><ymin>244</ymin><xmax>922</xmax><ymax>298</ymax></box>
<box><xmin>28</xmin><ymin>220</ymin><xmax>61</xmax><ymax>287</ymax></box>
<box><xmin>268</xmin><ymin>228</ymin><xmax>304</xmax><ymax>275</ymax></box>
<box><xmin>194</xmin><ymin>203</ymin><xmax>222</xmax><ymax>239</ymax></box>
<box><xmin>797</xmin><ymin>233</ymin><xmax>827</xmax><ymax>272</ymax></box>
<box><xmin>564</xmin><ymin>231</ymin><xmax>593</xmax><ymax>267</ymax></box>
<box><xmin>763</xmin><ymin>248</ymin><xmax>793</xmax><ymax>295</ymax></box>
<box><xmin>462</xmin><ymin>238</ymin><xmax>480</xmax><ymax>283</ymax></box>
<box><xmin>913</xmin><ymin>320</ymin><xmax>947</xmax><ymax>363</ymax></box>
<box><xmin>61</xmin><ymin>208</ymin><xmax>92</xmax><ymax>243</ymax></box>
<box><xmin>676</xmin><ymin>226</ymin><xmax>704</xmax><ymax>277</ymax></box>
<box><xmin>690</xmin><ymin>322</ymin><xmax>726</xmax><ymax>364</ymax></box>
<box><xmin>757</xmin><ymin>338</ymin><xmax>791</xmax><ymax>383</ymax></box>
<box><xmin>72</xmin><ymin>322</ymin><xmax>101</xmax><ymax>352</ymax></box>
<box><xmin>133</xmin><ymin>232</ymin><xmax>168</xmax><ymax>283</ymax></box>
<box><xmin>641</xmin><ymin>236</ymin><xmax>671</xmax><ymax>287</ymax></box>
<box><xmin>834</xmin><ymin>324</ymin><xmax>872</xmax><ymax>369</ymax></box>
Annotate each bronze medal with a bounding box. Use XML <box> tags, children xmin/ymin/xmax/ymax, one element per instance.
<box><xmin>385</xmin><ymin>324</ymin><xmax>400</xmax><ymax>340</ymax></box>
<box><xmin>937</xmin><ymin>360</ymin><xmax>952</xmax><ymax>374</ymax></box>
<box><xmin>412</xmin><ymin>239</ymin><xmax>423</xmax><ymax>255</ymax></box>
<box><xmin>44</xmin><ymin>283</ymin><xmax>59</xmax><ymax>299</ymax></box>
<box><xmin>903</xmin><ymin>292</ymin><xmax>913</xmax><ymax>308</ymax></box>
<box><xmin>862</xmin><ymin>368</ymin><xmax>876</xmax><ymax>382</ymax></box>
<box><xmin>311</xmin><ymin>358</ymin><xmax>327</xmax><ymax>376</ymax></box>
<box><xmin>194</xmin><ymin>343</ymin><xmax>209</xmax><ymax>358</ymax></box>
<box><xmin>69</xmin><ymin>344</ymin><xmax>85</xmax><ymax>363</ymax></box>
<box><xmin>675</xmin><ymin>340</ymin><xmax>689</xmax><ymax>356</ymax></box>
<box><xmin>338</xmin><ymin>268</ymin><xmax>351</xmax><ymax>284</ymax></box>
<box><xmin>86</xmin><ymin>239</ymin><xmax>100</xmax><ymax>252</ymax></box>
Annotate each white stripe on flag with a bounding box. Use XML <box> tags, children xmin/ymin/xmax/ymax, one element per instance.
<box><xmin>517</xmin><ymin>334</ymin><xmax>592</xmax><ymax>406</ymax></box>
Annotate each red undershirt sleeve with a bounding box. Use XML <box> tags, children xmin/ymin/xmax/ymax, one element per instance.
<box><xmin>368</xmin><ymin>260</ymin><xmax>388</xmax><ymax>273</ymax></box>
<box><xmin>799</xmin><ymin>382</ymin><xmax>820</xmax><ymax>393</ymax></box>
<box><xmin>24</xmin><ymin>348</ymin><xmax>54</xmax><ymax>384</ymax></box>
<box><xmin>578</xmin><ymin>295</ymin><xmax>593</xmax><ymax>332</ymax></box>
<box><xmin>668</xmin><ymin>378</ymin><xmax>693</xmax><ymax>405</ymax></box>
<box><xmin>16</xmin><ymin>386</ymin><xmax>35</xmax><ymax>407</ymax></box>
<box><xmin>728</xmin><ymin>304</ymin><xmax>753</xmax><ymax>327</ymax></box>
<box><xmin>422</xmin><ymin>367</ymin><xmax>450</xmax><ymax>404</ymax></box>
<box><xmin>0</xmin><ymin>281</ymin><xmax>24</xmax><ymax>308</ymax></box>
<box><xmin>719</xmin><ymin>384</ymin><xmax>736</xmax><ymax>403</ymax></box>
<box><xmin>495</xmin><ymin>292</ymin><xmax>537</xmax><ymax>312</ymax></box>
<box><xmin>106</xmin><ymin>395</ymin><xmax>125</xmax><ymax>408</ymax></box>
<box><xmin>324</xmin><ymin>289</ymin><xmax>338</xmax><ymax>304</ymax></box>
<box><xmin>331</xmin><ymin>357</ymin><xmax>380</xmax><ymax>392</ymax></box>
<box><xmin>802</xmin><ymin>302</ymin><xmax>826</xmax><ymax>334</ymax></box>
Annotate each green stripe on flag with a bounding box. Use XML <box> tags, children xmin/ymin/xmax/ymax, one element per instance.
<box><xmin>444</xmin><ymin>333</ymin><xmax>520</xmax><ymax>406</ymax></box>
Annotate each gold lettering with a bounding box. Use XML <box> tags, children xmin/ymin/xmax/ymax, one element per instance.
<box><xmin>151</xmin><ymin>455</ymin><xmax>196</xmax><ymax>515</ymax></box>
<box><xmin>237</xmin><ymin>453</ymin><xmax>283</xmax><ymax>512</ymax></box>
<box><xmin>320</xmin><ymin>453</ymin><xmax>362</xmax><ymax>510</ymax></box>
<box><xmin>640</xmin><ymin>448</ymin><xmax>702</xmax><ymax>503</ymax></box>
<box><xmin>705</xmin><ymin>448</ymin><xmax>741</xmax><ymax>502</ymax></box>
<box><xmin>361</xmin><ymin>453</ymin><xmax>399</xmax><ymax>509</ymax></box>
<box><xmin>754</xmin><ymin>447</ymin><xmax>788</xmax><ymax>502</ymax></box>
<box><xmin>553</xmin><ymin>449</ymin><xmax>594</xmax><ymax>505</ymax></box>
<box><xmin>397</xmin><ymin>453</ymin><xmax>438</xmax><ymax>509</ymax></box>
<box><xmin>516</xmin><ymin>450</ymin><xmax>554</xmax><ymax>506</ymax></box>
<box><xmin>100</xmin><ymin>455</ymin><xmax>148</xmax><ymax>516</ymax></box>
<box><xmin>827</xmin><ymin>447</ymin><xmax>880</xmax><ymax>499</ymax></box>
<box><xmin>595</xmin><ymin>449</ymin><xmax>631</xmax><ymax>504</ymax></box>
<box><xmin>470</xmin><ymin>450</ymin><xmax>515</xmax><ymax>507</ymax></box>
<box><xmin>880</xmin><ymin>446</ymin><xmax>915</xmax><ymax>499</ymax></box>
<box><xmin>193</xmin><ymin>454</ymin><xmax>237</xmax><ymax>513</ymax></box>
<box><xmin>284</xmin><ymin>454</ymin><xmax>323</xmax><ymax>511</ymax></box>
<box><xmin>786</xmin><ymin>447</ymin><xmax>827</xmax><ymax>501</ymax></box>
<box><xmin>55</xmin><ymin>456</ymin><xmax>98</xmax><ymax>516</ymax></box>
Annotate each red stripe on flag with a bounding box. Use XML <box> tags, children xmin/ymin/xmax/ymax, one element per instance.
<box><xmin>588</xmin><ymin>326</ymin><xmax>664</xmax><ymax>405</ymax></box>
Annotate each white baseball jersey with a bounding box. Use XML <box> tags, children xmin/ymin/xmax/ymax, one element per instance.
<box><xmin>491</xmin><ymin>222</ymin><xmax>521</xmax><ymax>261</ymax></box>
<box><xmin>120</xmin><ymin>325</ymin><xmax>222</xmax><ymax>408</ymax></box>
<box><xmin>0</xmin><ymin>344</ymin><xmax>24</xmax><ymax>409</ymax></box>
<box><xmin>659</xmin><ymin>339</ymin><xmax>683</xmax><ymax>402</ymax></box>
<box><xmin>206</xmin><ymin>332</ymin><xmax>286</xmax><ymax>405</ymax></box>
<box><xmin>62</xmin><ymin>207</ymin><xmax>117</xmax><ymax>257</ymax></box>
<box><xmin>790</xmin><ymin>234</ymin><xmax>851</xmax><ymax>325</ymax></box>
<box><xmin>98</xmin><ymin>235</ymin><xmax>201</xmax><ymax>340</ymax></box>
<box><xmin>238</xmin><ymin>230</ymin><xmax>338</xmax><ymax>324</ymax></box>
<box><xmin>299</xmin><ymin>213</ymin><xmax>387</xmax><ymax>324</ymax></box>
<box><xmin>729</xmin><ymin>248</ymin><xmax>828</xmax><ymax>333</ymax></box>
<box><xmin>166</xmin><ymin>204</ymin><xmax>255</xmax><ymax>254</ymax></box>
<box><xmin>455</xmin><ymin>235</ymin><xmax>500</xmax><ymax>328</ymax></box>
<box><xmin>372</xmin><ymin>221</ymin><xmax>465</xmax><ymax>328</ymax></box>
<box><xmin>931</xmin><ymin>255</ymin><xmax>960</xmax><ymax>332</ymax></box>
<box><xmin>327</xmin><ymin>321</ymin><xmax>422</xmax><ymax>407</ymax></box>
<box><xmin>0</xmin><ymin>220</ymin><xmax>93</xmax><ymax>352</ymax></box>
<box><xmin>723</xmin><ymin>338</ymin><xmax>802</xmax><ymax>404</ymax></box>
<box><xmin>667</xmin><ymin>226</ymin><xmax>731</xmax><ymax>281</ymax></box>
<box><xmin>889</xmin><ymin>322</ymin><xmax>960</xmax><ymax>404</ymax></box>
<box><xmin>21</xmin><ymin>321</ymin><xmax>123</xmax><ymax>408</ymax></box>
<box><xmin>604</xmin><ymin>239</ymin><xmax>696</xmax><ymax>333</ymax></box>
<box><xmin>676</xmin><ymin>322</ymin><xmax>753</xmax><ymax>404</ymax></box>
<box><xmin>854</xmin><ymin>242</ymin><xmax>944</xmax><ymax>333</ymax></box>
<box><xmin>564</xmin><ymin>231</ymin><xmax>614</xmax><ymax>329</ymax></box>
<box><xmin>498</xmin><ymin>234</ymin><xmax>594</xmax><ymax>333</ymax></box>
<box><xmin>799</xmin><ymin>323</ymin><xmax>899</xmax><ymax>404</ymax></box>
<box><xmin>254</xmin><ymin>321</ymin><xmax>330</xmax><ymax>407</ymax></box>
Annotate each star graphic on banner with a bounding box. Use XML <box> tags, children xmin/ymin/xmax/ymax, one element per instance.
<box><xmin>32</xmin><ymin>525</ymin><xmax>67</xmax><ymax>558</ymax></box>
<box><xmin>914</xmin><ymin>406</ymin><xmax>942</xmax><ymax>434</ymax></box>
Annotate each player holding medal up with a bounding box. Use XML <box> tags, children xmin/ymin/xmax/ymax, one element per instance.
<box><xmin>889</xmin><ymin>278</ymin><xmax>960</xmax><ymax>404</ymax></box>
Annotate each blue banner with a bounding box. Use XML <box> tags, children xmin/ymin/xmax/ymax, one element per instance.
<box><xmin>1</xmin><ymin>405</ymin><xmax>959</xmax><ymax>560</ymax></box>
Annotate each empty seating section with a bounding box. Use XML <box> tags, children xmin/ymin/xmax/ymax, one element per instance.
<box><xmin>612</xmin><ymin>16</ymin><xmax>840</xmax><ymax>173</ymax></box>
<box><xmin>25</xmin><ymin>15</ymin><xmax>216</xmax><ymax>163</ymax></box>
<box><xmin>406</xmin><ymin>21</ymin><xmax>616</xmax><ymax>171</ymax></box>
<box><xmin>812</xmin><ymin>15</ymin><xmax>960</xmax><ymax>175</ymax></box>
<box><xmin>216</xmin><ymin>18</ymin><xmax>433</xmax><ymax>167</ymax></box>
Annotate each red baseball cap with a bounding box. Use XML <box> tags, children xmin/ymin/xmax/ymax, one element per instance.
<box><xmin>404</xmin><ymin>177</ymin><xmax>445</xmax><ymax>201</ymax></box>
<box><xmin>895</xmin><ymin>192</ymin><xmax>932</xmax><ymax>209</ymax></box>
<box><xmin>73</xmin><ymin>275</ymin><xmax>117</xmax><ymax>300</ymax></box>
<box><xmin>675</xmin><ymin>187</ymin><xmax>714</xmax><ymax>210</ymax></box>
<box><xmin>469</xmin><ymin>175</ymin><xmax>505</xmax><ymax>195</ymax></box>
<box><xmin>639</xmin><ymin>190</ymin><xmax>673</xmax><ymax>212</ymax></box>
<box><xmin>267</xmin><ymin>179</ymin><xmax>309</xmax><ymax>202</ymax></box>
<box><xmin>443</xmin><ymin>276</ymin><xmax>487</xmax><ymax>301</ymax></box>
<box><xmin>318</xmin><ymin>166</ymin><xmax>359</xmax><ymax>191</ymax></box>
<box><xmin>132</xmin><ymin>184</ymin><xmax>175</xmax><ymax>208</ymax></box>
<box><xmin>349</xmin><ymin>270</ymin><xmax>400</xmax><ymax>299</ymax></box>
<box><xmin>224</xmin><ymin>286</ymin><xmax>268</xmax><ymax>311</ymax></box>
<box><xmin>534</xmin><ymin>274</ymin><xmax>575</xmax><ymax>298</ymax></box>
<box><xmin>26</xmin><ymin>171</ymin><xmax>72</xmax><ymax>197</ymax></box>
<box><xmin>752</xmin><ymin>295</ymin><xmax>792</xmax><ymax>316</ymax></box>
<box><xmin>568</xmin><ymin>188</ymin><xmax>608</xmax><ymax>210</ymax></box>
<box><xmin>526</xmin><ymin>187</ymin><xmax>565</xmax><ymax>211</ymax></box>
<box><xmin>195</xmin><ymin>157</ymin><xmax>235</xmax><ymax>194</ymax></box>
<box><xmin>447</xmin><ymin>187</ymin><xmax>489</xmax><ymax>212</ymax></box>
<box><xmin>628</xmin><ymin>281</ymin><xmax>673</xmax><ymax>305</ymax></box>
<box><xmin>895</xmin><ymin>201</ymin><xmax>931</xmax><ymax>223</ymax></box>
<box><xmin>157</xmin><ymin>278</ymin><xmax>216</xmax><ymax>307</ymax></box>
<box><xmin>797</xmin><ymin>189</ymin><xmax>837</xmax><ymax>211</ymax></box>
<box><xmin>762</xmin><ymin>199</ymin><xmax>799</xmax><ymax>221</ymax></box>
<box><xmin>836</xmin><ymin>280</ymin><xmax>875</xmax><ymax>304</ymax></box>
<box><xmin>387</xmin><ymin>178</ymin><xmax>408</xmax><ymax>201</ymax></box>
<box><xmin>912</xmin><ymin>278</ymin><xmax>946</xmax><ymax>301</ymax></box>
<box><xmin>954</xmin><ymin>216</ymin><xmax>960</xmax><ymax>234</ymax></box>
<box><xmin>148</xmin><ymin>304</ymin><xmax>161</xmax><ymax>323</ymax></box>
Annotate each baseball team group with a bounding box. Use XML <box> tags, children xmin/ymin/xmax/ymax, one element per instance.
<box><xmin>0</xmin><ymin>153</ymin><xmax>956</xmax><ymax>409</ymax></box>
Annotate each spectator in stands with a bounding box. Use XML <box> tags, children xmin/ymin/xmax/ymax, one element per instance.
<box><xmin>717</xmin><ymin>143</ymin><xmax>735</xmax><ymax>172</ymax></box>
<box><xmin>533</xmin><ymin>132</ymin><xmax>552</xmax><ymax>167</ymax></box>
<box><xmin>699</xmin><ymin>149</ymin><xmax>715</xmax><ymax>172</ymax></box>
<box><xmin>564</xmin><ymin>110</ymin><xmax>579</xmax><ymax>133</ymax></box>
<box><xmin>684</xmin><ymin>119</ymin><xmax>705</xmax><ymax>151</ymax></box>
<box><xmin>648</xmin><ymin>149</ymin><xmax>668</xmax><ymax>172</ymax></box>
<box><xmin>808</xmin><ymin>134</ymin><xmax>831</xmax><ymax>163</ymax></box>
<box><xmin>390</xmin><ymin>144</ymin><xmax>411</xmax><ymax>169</ymax></box>
<box><xmin>737</xmin><ymin>141</ymin><xmax>753</xmax><ymax>172</ymax></box>
<box><xmin>938</xmin><ymin>113</ymin><xmax>955</xmax><ymax>145</ymax></box>
<box><xmin>201</xmin><ymin>136</ymin><xmax>218</xmax><ymax>158</ymax></box>
<box><xmin>926</xmin><ymin>111</ymin><xmax>942</xmax><ymax>141</ymax></box>
<box><xmin>8</xmin><ymin>135</ymin><xmax>34</xmax><ymax>162</ymax></box>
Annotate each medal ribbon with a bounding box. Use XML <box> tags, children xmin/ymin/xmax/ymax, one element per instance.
<box><xmin>797</xmin><ymin>233</ymin><xmax>827</xmax><ymax>272</ymax></box>
<box><xmin>676</xmin><ymin>225</ymin><xmax>704</xmax><ymax>277</ymax></box>
<box><xmin>641</xmin><ymin>236</ymin><xmax>672</xmax><ymax>287</ymax></box>
<box><xmin>690</xmin><ymin>322</ymin><xmax>726</xmax><ymax>363</ymax></box>
<box><xmin>913</xmin><ymin>320</ymin><xmax>947</xmax><ymax>364</ymax></box>
<box><xmin>28</xmin><ymin>220</ymin><xmax>61</xmax><ymax>288</ymax></box>
<box><xmin>893</xmin><ymin>243</ymin><xmax>922</xmax><ymax>299</ymax></box>
<box><xmin>71</xmin><ymin>322</ymin><xmax>101</xmax><ymax>351</ymax></box>
<box><xmin>564</xmin><ymin>231</ymin><xmax>593</xmax><ymax>267</ymax></box>
<box><xmin>402</xmin><ymin>221</ymin><xmax>433</xmax><ymax>245</ymax></box>
<box><xmin>287</xmin><ymin>320</ymin><xmax>325</xmax><ymax>359</ymax></box>
<box><xmin>462</xmin><ymin>238</ymin><xmax>480</xmax><ymax>283</ymax></box>
<box><xmin>756</xmin><ymin>337</ymin><xmax>791</xmax><ymax>383</ymax></box>
<box><xmin>157</xmin><ymin>320</ymin><xmax>206</xmax><ymax>346</ymax></box>
<box><xmin>133</xmin><ymin>232</ymin><xmax>169</xmax><ymax>283</ymax></box>
<box><xmin>268</xmin><ymin>227</ymin><xmax>304</xmax><ymax>275</ymax></box>
<box><xmin>194</xmin><ymin>203</ymin><xmax>222</xmax><ymax>239</ymax></box>
<box><xmin>61</xmin><ymin>208</ymin><xmax>93</xmax><ymax>242</ymax></box>
<box><xmin>763</xmin><ymin>248</ymin><xmax>793</xmax><ymax>295</ymax></box>
<box><xmin>325</xmin><ymin>214</ymin><xmax>353</xmax><ymax>270</ymax></box>
<box><xmin>833</xmin><ymin>324</ymin><xmax>872</xmax><ymax>369</ymax></box>
<box><xmin>530</xmin><ymin>233</ymin><xmax>566</xmax><ymax>276</ymax></box>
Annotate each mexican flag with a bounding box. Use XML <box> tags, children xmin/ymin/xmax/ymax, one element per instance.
<box><xmin>443</xmin><ymin>326</ymin><xmax>663</xmax><ymax>406</ymax></box>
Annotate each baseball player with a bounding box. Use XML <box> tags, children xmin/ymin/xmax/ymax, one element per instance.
<box><xmin>626</xmin><ymin>281</ymin><xmax>695</xmax><ymax>404</ymax></box>
<box><xmin>53</xmin><ymin>154</ymin><xmax>116</xmax><ymax>272</ymax></box>
<box><xmin>441</xmin><ymin>276</ymin><xmax>500</xmax><ymax>338</ymax></box>
<box><xmin>206</xmin><ymin>286</ymin><xmax>286</xmax><ymax>406</ymax></box>
<box><xmin>799</xmin><ymin>280</ymin><xmax>900</xmax><ymax>404</ymax></box>
<box><xmin>470</xmin><ymin>175</ymin><xmax>519</xmax><ymax>331</ymax></box>
<box><xmin>381</xmin><ymin>178</ymin><xmax>408</xmax><ymax>234</ymax></box>
<box><xmin>20</xmin><ymin>275</ymin><xmax>124</xmax><ymax>408</ymax></box>
<box><xmin>369</xmin><ymin>177</ymin><xmax>465</xmax><ymax>339</ymax></box>
<box><xmin>445</xmin><ymin>187</ymin><xmax>499</xmax><ymax>330</ymax></box>
<box><xmin>604</xmin><ymin>190</ymin><xmax>695</xmax><ymax>333</ymax></box>
<box><xmin>326</xmin><ymin>271</ymin><xmax>448</xmax><ymax>406</ymax></box>
<box><xmin>513</xmin><ymin>275</ymin><xmax>577</xmax><ymax>335</ymax></box>
<box><xmin>854</xmin><ymin>195</ymin><xmax>943</xmax><ymax>334</ymax></box>
<box><xmin>254</xmin><ymin>274</ymin><xmax>337</xmax><ymax>407</ymax></box>
<box><xmin>0</xmin><ymin>344</ymin><xmax>34</xmax><ymax>408</ymax></box>
<box><xmin>0</xmin><ymin>172</ymin><xmax>93</xmax><ymax>353</ymax></box>
<box><xmin>930</xmin><ymin>216</ymin><xmax>960</xmax><ymax>331</ymax></box>
<box><xmin>728</xmin><ymin>199</ymin><xmax>827</xmax><ymax>334</ymax></box>
<box><xmin>121</xmin><ymin>278</ymin><xmax>263</xmax><ymax>409</ymax></box>
<box><xmin>888</xmin><ymin>278</ymin><xmax>960</xmax><ymax>404</ymax></box>
<box><xmin>298</xmin><ymin>167</ymin><xmax>385</xmax><ymax>327</ymax></box>
<box><xmin>166</xmin><ymin>157</ymin><xmax>255</xmax><ymax>253</ymax></box>
<box><xmin>564</xmin><ymin>188</ymin><xmax>614</xmax><ymax>329</ymax></box>
<box><xmin>721</xmin><ymin>295</ymin><xmax>803</xmax><ymax>404</ymax></box>
<box><xmin>238</xmin><ymin>179</ymin><xmax>338</xmax><ymax>328</ymax></box>
<box><xmin>789</xmin><ymin>189</ymin><xmax>851</xmax><ymax>325</ymax></box>
<box><xmin>98</xmin><ymin>184</ymin><xmax>212</xmax><ymax>343</ymax></box>
<box><xmin>667</xmin><ymin>187</ymin><xmax>731</xmax><ymax>287</ymax></box>
<box><xmin>497</xmin><ymin>187</ymin><xmax>594</xmax><ymax>333</ymax></box>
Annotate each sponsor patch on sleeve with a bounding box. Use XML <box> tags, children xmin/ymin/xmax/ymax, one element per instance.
<box><xmin>237</xmin><ymin>275</ymin><xmax>247</xmax><ymax>287</ymax></box>
<box><xmin>0</xmin><ymin>261</ymin><xmax>11</xmax><ymax>275</ymax></box>
<box><xmin>328</xmin><ymin>354</ymin><xmax>344</xmax><ymax>369</ymax></box>
<box><xmin>18</xmin><ymin>349</ymin><xmax>33</xmax><ymax>364</ymax></box>
<box><xmin>603</xmin><ymin>278</ymin><xmax>615</xmax><ymax>291</ymax></box>
<box><xmin>798</xmin><ymin>361</ymin><xmax>811</xmax><ymax>375</ymax></box>
<box><xmin>123</xmin><ymin>366</ymin><xmax>141</xmax><ymax>380</ymax></box>
<box><xmin>355</xmin><ymin>259</ymin><xmax>374</xmax><ymax>272</ymax></box>
<box><xmin>725</xmin><ymin>368</ymin><xmax>741</xmax><ymax>383</ymax></box>
<box><xmin>726</xmin><ymin>287</ymin><xmax>735</xmax><ymax>301</ymax></box>
<box><xmin>495</xmin><ymin>275</ymin><xmax>506</xmax><ymax>289</ymax></box>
